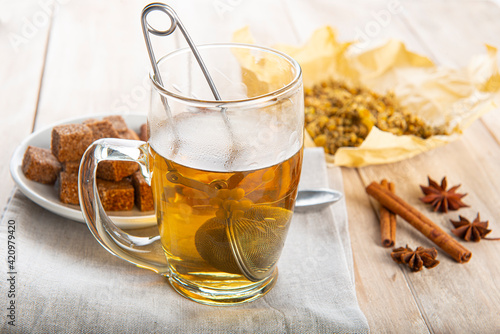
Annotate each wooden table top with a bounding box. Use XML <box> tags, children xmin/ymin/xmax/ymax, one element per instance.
<box><xmin>2</xmin><ymin>0</ymin><xmax>500</xmax><ymax>332</ymax></box>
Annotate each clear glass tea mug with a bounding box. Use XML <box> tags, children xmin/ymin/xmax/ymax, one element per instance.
<box><xmin>79</xmin><ymin>44</ymin><xmax>304</xmax><ymax>306</ymax></box>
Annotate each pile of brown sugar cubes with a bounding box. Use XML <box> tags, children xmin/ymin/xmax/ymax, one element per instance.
<box><xmin>22</xmin><ymin>115</ymin><xmax>154</xmax><ymax>212</ymax></box>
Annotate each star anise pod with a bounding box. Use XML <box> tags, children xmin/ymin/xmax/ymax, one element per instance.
<box><xmin>420</xmin><ymin>176</ymin><xmax>468</xmax><ymax>213</ymax></box>
<box><xmin>450</xmin><ymin>213</ymin><xmax>499</xmax><ymax>241</ymax></box>
<box><xmin>391</xmin><ymin>245</ymin><xmax>439</xmax><ymax>272</ymax></box>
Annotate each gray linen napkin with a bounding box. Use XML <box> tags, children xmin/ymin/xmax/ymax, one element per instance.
<box><xmin>0</xmin><ymin>148</ymin><xmax>369</xmax><ymax>333</ymax></box>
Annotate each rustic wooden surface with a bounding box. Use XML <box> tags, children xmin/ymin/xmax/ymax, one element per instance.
<box><xmin>2</xmin><ymin>0</ymin><xmax>500</xmax><ymax>332</ymax></box>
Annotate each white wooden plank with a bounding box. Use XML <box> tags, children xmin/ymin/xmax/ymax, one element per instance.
<box><xmin>337</xmin><ymin>167</ymin><xmax>430</xmax><ymax>333</ymax></box>
<box><xmin>283</xmin><ymin>0</ymin><xmax>439</xmax><ymax>331</ymax></box>
<box><xmin>171</xmin><ymin>0</ymin><xmax>300</xmax><ymax>45</ymax></box>
<box><xmin>400</xmin><ymin>0</ymin><xmax>500</xmax><ymax>66</ymax></box>
<box><xmin>283</xmin><ymin>0</ymin><xmax>430</xmax><ymax>56</ymax></box>
<box><xmin>5</xmin><ymin>0</ymin><xmax>500</xmax><ymax>331</ymax></box>
<box><xmin>355</xmin><ymin>3</ymin><xmax>500</xmax><ymax>328</ymax></box>
<box><xmin>33</xmin><ymin>0</ymin><xmax>305</xmax><ymax>130</ymax></box>
<box><xmin>282</xmin><ymin>0</ymin><xmax>500</xmax><ymax>332</ymax></box>
<box><xmin>357</xmin><ymin>120</ymin><xmax>500</xmax><ymax>332</ymax></box>
<box><xmin>400</xmin><ymin>0</ymin><xmax>500</xmax><ymax>153</ymax></box>
<box><xmin>0</xmin><ymin>1</ymin><xmax>52</xmax><ymax>208</ymax></box>
<box><xmin>34</xmin><ymin>0</ymin><xmax>156</xmax><ymax>128</ymax></box>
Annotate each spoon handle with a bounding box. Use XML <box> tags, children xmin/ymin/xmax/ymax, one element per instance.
<box><xmin>294</xmin><ymin>189</ymin><xmax>343</xmax><ymax>211</ymax></box>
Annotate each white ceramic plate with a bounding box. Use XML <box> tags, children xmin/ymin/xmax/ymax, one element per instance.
<box><xmin>10</xmin><ymin>113</ymin><xmax>156</xmax><ymax>229</ymax></box>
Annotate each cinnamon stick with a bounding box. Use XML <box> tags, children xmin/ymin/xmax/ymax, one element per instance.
<box><xmin>366</xmin><ymin>182</ymin><xmax>471</xmax><ymax>263</ymax></box>
<box><xmin>380</xmin><ymin>180</ymin><xmax>396</xmax><ymax>247</ymax></box>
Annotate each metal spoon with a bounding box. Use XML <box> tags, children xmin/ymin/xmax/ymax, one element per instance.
<box><xmin>294</xmin><ymin>188</ymin><xmax>343</xmax><ymax>212</ymax></box>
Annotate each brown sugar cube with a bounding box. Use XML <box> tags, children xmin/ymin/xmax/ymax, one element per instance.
<box><xmin>51</xmin><ymin>124</ymin><xmax>94</xmax><ymax>162</ymax></box>
<box><xmin>22</xmin><ymin>146</ymin><xmax>62</xmax><ymax>184</ymax></box>
<box><xmin>82</xmin><ymin>118</ymin><xmax>99</xmax><ymax>124</ymax></box>
<box><xmin>103</xmin><ymin>115</ymin><xmax>140</xmax><ymax>140</ymax></box>
<box><xmin>131</xmin><ymin>171</ymin><xmax>154</xmax><ymax>211</ymax></box>
<box><xmin>119</xmin><ymin>128</ymin><xmax>140</xmax><ymax>140</ymax></box>
<box><xmin>97</xmin><ymin>160</ymin><xmax>139</xmax><ymax>181</ymax></box>
<box><xmin>103</xmin><ymin>115</ymin><xmax>128</xmax><ymax>133</ymax></box>
<box><xmin>62</xmin><ymin>161</ymin><xmax>80</xmax><ymax>174</ymax></box>
<box><xmin>59</xmin><ymin>171</ymin><xmax>79</xmax><ymax>205</ymax></box>
<box><xmin>139</xmin><ymin>123</ymin><xmax>148</xmax><ymax>141</ymax></box>
<box><xmin>84</xmin><ymin>119</ymin><xmax>119</xmax><ymax>140</ymax></box>
<box><xmin>97</xmin><ymin>178</ymin><xmax>134</xmax><ymax>211</ymax></box>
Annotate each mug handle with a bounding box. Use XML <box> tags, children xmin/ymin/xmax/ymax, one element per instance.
<box><xmin>78</xmin><ymin>138</ymin><xmax>170</xmax><ymax>276</ymax></box>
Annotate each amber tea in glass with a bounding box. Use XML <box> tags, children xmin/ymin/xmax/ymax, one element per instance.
<box><xmin>79</xmin><ymin>44</ymin><xmax>304</xmax><ymax>305</ymax></box>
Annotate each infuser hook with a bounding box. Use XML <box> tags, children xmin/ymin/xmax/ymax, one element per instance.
<box><xmin>141</xmin><ymin>3</ymin><xmax>221</xmax><ymax>100</ymax></box>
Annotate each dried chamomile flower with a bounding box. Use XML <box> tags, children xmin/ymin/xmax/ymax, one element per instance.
<box><xmin>304</xmin><ymin>80</ymin><xmax>447</xmax><ymax>155</ymax></box>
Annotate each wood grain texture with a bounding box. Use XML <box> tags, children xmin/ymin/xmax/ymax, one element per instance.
<box><xmin>358</xmin><ymin>2</ymin><xmax>500</xmax><ymax>332</ymax></box>
<box><xmin>339</xmin><ymin>167</ymin><xmax>430</xmax><ymax>333</ymax></box>
<box><xmin>0</xmin><ymin>1</ymin><xmax>53</xmax><ymax>208</ymax></box>
<box><xmin>358</xmin><ymin>127</ymin><xmax>500</xmax><ymax>332</ymax></box>
<box><xmin>284</xmin><ymin>0</ymin><xmax>461</xmax><ymax>331</ymax></box>
<box><xmin>400</xmin><ymin>0</ymin><xmax>500</xmax><ymax>160</ymax></box>
<box><xmin>1</xmin><ymin>0</ymin><xmax>500</xmax><ymax>332</ymax></box>
<box><xmin>33</xmin><ymin>0</ymin><xmax>155</xmax><ymax>129</ymax></box>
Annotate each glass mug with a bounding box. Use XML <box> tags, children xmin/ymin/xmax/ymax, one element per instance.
<box><xmin>79</xmin><ymin>44</ymin><xmax>304</xmax><ymax>306</ymax></box>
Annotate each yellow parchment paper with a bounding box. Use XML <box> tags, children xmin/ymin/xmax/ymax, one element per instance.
<box><xmin>233</xmin><ymin>26</ymin><xmax>500</xmax><ymax>167</ymax></box>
